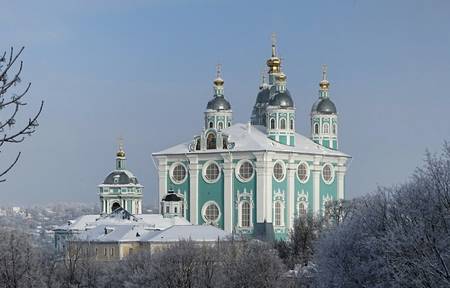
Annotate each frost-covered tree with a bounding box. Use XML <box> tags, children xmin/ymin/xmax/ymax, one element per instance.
<box><xmin>314</xmin><ymin>142</ymin><xmax>450</xmax><ymax>288</ymax></box>
<box><xmin>0</xmin><ymin>47</ymin><xmax>43</xmax><ymax>182</ymax></box>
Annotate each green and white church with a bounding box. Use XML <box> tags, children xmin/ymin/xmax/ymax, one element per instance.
<box><xmin>153</xmin><ymin>39</ymin><xmax>351</xmax><ymax>239</ymax></box>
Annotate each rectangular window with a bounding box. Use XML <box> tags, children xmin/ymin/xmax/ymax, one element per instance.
<box><xmin>110</xmin><ymin>248</ymin><xmax>114</xmax><ymax>256</ymax></box>
<box><xmin>104</xmin><ymin>248</ymin><xmax>107</xmax><ymax>256</ymax></box>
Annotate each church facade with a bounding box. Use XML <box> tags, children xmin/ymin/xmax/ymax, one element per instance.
<box><xmin>153</xmin><ymin>39</ymin><xmax>351</xmax><ymax>239</ymax></box>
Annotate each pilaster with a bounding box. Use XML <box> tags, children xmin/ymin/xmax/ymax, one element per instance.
<box><xmin>156</xmin><ymin>156</ymin><xmax>168</xmax><ymax>213</ymax></box>
<box><xmin>221</xmin><ymin>153</ymin><xmax>234</xmax><ymax>233</ymax></box>
<box><xmin>287</xmin><ymin>154</ymin><xmax>296</xmax><ymax>229</ymax></box>
<box><xmin>312</xmin><ymin>156</ymin><xmax>322</xmax><ymax>214</ymax></box>
<box><xmin>188</xmin><ymin>155</ymin><xmax>200</xmax><ymax>224</ymax></box>
<box><xmin>337</xmin><ymin>158</ymin><xmax>347</xmax><ymax>200</ymax></box>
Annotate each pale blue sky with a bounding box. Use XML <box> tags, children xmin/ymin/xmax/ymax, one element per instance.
<box><xmin>1</xmin><ymin>0</ymin><xmax>450</xmax><ymax>206</ymax></box>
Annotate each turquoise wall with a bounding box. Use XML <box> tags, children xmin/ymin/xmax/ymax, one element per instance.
<box><xmin>167</xmin><ymin>161</ymin><xmax>191</xmax><ymax>221</ymax></box>
<box><xmin>294</xmin><ymin>161</ymin><xmax>314</xmax><ymax>216</ymax></box>
<box><xmin>198</xmin><ymin>160</ymin><xmax>224</xmax><ymax>228</ymax></box>
<box><xmin>232</xmin><ymin>159</ymin><xmax>257</xmax><ymax>236</ymax></box>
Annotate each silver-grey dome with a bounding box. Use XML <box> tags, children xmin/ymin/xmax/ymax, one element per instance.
<box><xmin>255</xmin><ymin>88</ymin><xmax>270</xmax><ymax>104</ymax></box>
<box><xmin>207</xmin><ymin>96</ymin><xmax>231</xmax><ymax>111</ymax></box>
<box><xmin>268</xmin><ymin>90</ymin><xmax>294</xmax><ymax>108</ymax></box>
<box><xmin>314</xmin><ymin>98</ymin><xmax>337</xmax><ymax>114</ymax></box>
<box><xmin>103</xmin><ymin>170</ymin><xmax>139</xmax><ymax>185</ymax></box>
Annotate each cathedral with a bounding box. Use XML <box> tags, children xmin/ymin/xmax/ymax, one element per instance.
<box><xmin>153</xmin><ymin>38</ymin><xmax>351</xmax><ymax>239</ymax></box>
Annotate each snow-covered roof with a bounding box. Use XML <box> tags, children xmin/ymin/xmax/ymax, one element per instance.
<box><xmin>141</xmin><ymin>225</ymin><xmax>231</xmax><ymax>243</ymax></box>
<box><xmin>73</xmin><ymin>224</ymin><xmax>231</xmax><ymax>243</ymax></box>
<box><xmin>76</xmin><ymin>224</ymin><xmax>153</xmax><ymax>242</ymax></box>
<box><xmin>55</xmin><ymin>212</ymin><xmax>191</xmax><ymax>232</ymax></box>
<box><xmin>153</xmin><ymin>123</ymin><xmax>350</xmax><ymax>158</ymax></box>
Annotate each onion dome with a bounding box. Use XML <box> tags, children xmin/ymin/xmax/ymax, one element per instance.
<box><xmin>319</xmin><ymin>78</ymin><xmax>330</xmax><ymax>90</ymax></box>
<box><xmin>315</xmin><ymin>98</ymin><xmax>337</xmax><ymax>114</ymax></box>
<box><xmin>267</xmin><ymin>33</ymin><xmax>281</xmax><ymax>73</ymax></box>
<box><xmin>103</xmin><ymin>170</ymin><xmax>139</xmax><ymax>185</ymax></box>
<box><xmin>277</xmin><ymin>72</ymin><xmax>287</xmax><ymax>82</ymax></box>
<box><xmin>213</xmin><ymin>76</ymin><xmax>224</xmax><ymax>86</ymax></box>
<box><xmin>207</xmin><ymin>96</ymin><xmax>231</xmax><ymax>110</ymax></box>
<box><xmin>269</xmin><ymin>90</ymin><xmax>294</xmax><ymax>108</ymax></box>
<box><xmin>256</xmin><ymin>87</ymin><xmax>270</xmax><ymax>104</ymax></box>
<box><xmin>116</xmin><ymin>148</ymin><xmax>125</xmax><ymax>158</ymax></box>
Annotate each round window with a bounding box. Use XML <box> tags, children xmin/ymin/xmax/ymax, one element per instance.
<box><xmin>297</xmin><ymin>162</ymin><xmax>309</xmax><ymax>182</ymax></box>
<box><xmin>171</xmin><ymin>164</ymin><xmax>187</xmax><ymax>183</ymax></box>
<box><xmin>204</xmin><ymin>162</ymin><xmax>220</xmax><ymax>182</ymax></box>
<box><xmin>322</xmin><ymin>164</ymin><xmax>334</xmax><ymax>183</ymax></box>
<box><xmin>238</xmin><ymin>161</ymin><xmax>254</xmax><ymax>181</ymax></box>
<box><xmin>273</xmin><ymin>162</ymin><xmax>285</xmax><ymax>181</ymax></box>
<box><xmin>204</xmin><ymin>203</ymin><xmax>220</xmax><ymax>222</ymax></box>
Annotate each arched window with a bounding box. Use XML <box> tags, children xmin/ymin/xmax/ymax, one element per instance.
<box><xmin>275</xmin><ymin>202</ymin><xmax>283</xmax><ymax>226</ymax></box>
<box><xmin>323</xmin><ymin>123</ymin><xmax>329</xmax><ymax>134</ymax></box>
<box><xmin>314</xmin><ymin>123</ymin><xmax>319</xmax><ymax>134</ymax></box>
<box><xmin>270</xmin><ymin>118</ymin><xmax>276</xmax><ymax>129</ymax></box>
<box><xmin>174</xmin><ymin>206</ymin><xmax>178</xmax><ymax>214</ymax></box>
<box><xmin>207</xmin><ymin>133</ymin><xmax>216</xmax><ymax>150</ymax></box>
<box><xmin>228</xmin><ymin>122</ymin><xmax>231</xmax><ymax>127</ymax></box>
<box><xmin>299</xmin><ymin>202</ymin><xmax>306</xmax><ymax>217</ymax></box>
<box><xmin>280</xmin><ymin>119</ymin><xmax>286</xmax><ymax>129</ymax></box>
<box><xmin>209</xmin><ymin>122</ymin><xmax>213</xmax><ymax>128</ymax></box>
<box><xmin>290</xmin><ymin>119</ymin><xmax>294</xmax><ymax>130</ymax></box>
<box><xmin>332</xmin><ymin>123</ymin><xmax>337</xmax><ymax>135</ymax></box>
<box><xmin>241</xmin><ymin>201</ymin><xmax>250</xmax><ymax>227</ymax></box>
<box><xmin>218</xmin><ymin>122</ymin><xmax>224</xmax><ymax>130</ymax></box>
<box><xmin>223</xmin><ymin>139</ymin><xmax>227</xmax><ymax>149</ymax></box>
<box><xmin>196</xmin><ymin>139</ymin><xmax>201</xmax><ymax>150</ymax></box>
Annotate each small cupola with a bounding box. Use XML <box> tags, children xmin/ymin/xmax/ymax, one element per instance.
<box><xmin>161</xmin><ymin>189</ymin><xmax>184</xmax><ymax>218</ymax></box>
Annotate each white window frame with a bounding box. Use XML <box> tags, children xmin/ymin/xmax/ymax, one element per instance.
<box><xmin>280</xmin><ymin>118</ymin><xmax>286</xmax><ymax>130</ymax></box>
<box><xmin>323</xmin><ymin>123</ymin><xmax>330</xmax><ymax>134</ymax></box>
<box><xmin>321</xmin><ymin>163</ymin><xmax>335</xmax><ymax>184</ymax></box>
<box><xmin>272</xmin><ymin>160</ymin><xmax>286</xmax><ymax>182</ymax></box>
<box><xmin>201</xmin><ymin>201</ymin><xmax>221</xmax><ymax>225</ymax></box>
<box><xmin>202</xmin><ymin>160</ymin><xmax>221</xmax><ymax>184</ymax></box>
<box><xmin>274</xmin><ymin>201</ymin><xmax>284</xmax><ymax>227</ymax></box>
<box><xmin>235</xmin><ymin>159</ymin><xmax>255</xmax><ymax>183</ymax></box>
<box><xmin>296</xmin><ymin>161</ymin><xmax>310</xmax><ymax>183</ymax></box>
<box><xmin>270</xmin><ymin>118</ymin><xmax>276</xmax><ymax>129</ymax></box>
<box><xmin>169</xmin><ymin>162</ymin><xmax>188</xmax><ymax>184</ymax></box>
<box><xmin>314</xmin><ymin>123</ymin><xmax>319</xmax><ymax>134</ymax></box>
<box><xmin>238</xmin><ymin>200</ymin><xmax>253</xmax><ymax>228</ymax></box>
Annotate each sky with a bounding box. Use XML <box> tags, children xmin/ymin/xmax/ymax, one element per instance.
<box><xmin>1</xmin><ymin>0</ymin><xmax>450</xmax><ymax>207</ymax></box>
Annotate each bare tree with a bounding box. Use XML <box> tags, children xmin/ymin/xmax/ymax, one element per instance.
<box><xmin>0</xmin><ymin>46</ymin><xmax>43</xmax><ymax>182</ymax></box>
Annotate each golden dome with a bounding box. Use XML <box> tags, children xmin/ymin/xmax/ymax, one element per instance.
<box><xmin>277</xmin><ymin>72</ymin><xmax>287</xmax><ymax>82</ymax></box>
<box><xmin>116</xmin><ymin>149</ymin><xmax>125</xmax><ymax>158</ymax></box>
<box><xmin>213</xmin><ymin>76</ymin><xmax>224</xmax><ymax>86</ymax></box>
<box><xmin>319</xmin><ymin>79</ymin><xmax>330</xmax><ymax>90</ymax></box>
<box><xmin>267</xmin><ymin>57</ymin><xmax>281</xmax><ymax>73</ymax></box>
<box><xmin>319</xmin><ymin>64</ymin><xmax>330</xmax><ymax>90</ymax></box>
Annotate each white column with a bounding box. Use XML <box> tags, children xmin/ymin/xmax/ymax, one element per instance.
<box><xmin>188</xmin><ymin>155</ymin><xmax>199</xmax><ymax>224</ymax></box>
<box><xmin>265</xmin><ymin>153</ymin><xmax>274</xmax><ymax>223</ymax></box>
<box><xmin>312</xmin><ymin>156</ymin><xmax>322</xmax><ymax>214</ymax></box>
<box><xmin>156</xmin><ymin>156</ymin><xmax>168</xmax><ymax>213</ymax></box>
<box><xmin>221</xmin><ymin>153</ymin><xmax>234</xmax><ymax>233</ymax></box>
<box><xmin>254</xmin><ymin>152</ymin><xmax>268</xmax><ymax>223</ymax></box>
<box><xmin>337</xmin><ymin>158</ymin><xmax>347</xmax><ymax>200</ymax></box>
<box><xmin>287</xmin><ymin>154</ymin><xmax>296</xmax><ymax>230</ymax></box>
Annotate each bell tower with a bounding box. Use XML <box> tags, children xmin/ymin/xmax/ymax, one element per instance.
<box><xmin>311</xmin><ymin>65</ymin><xmax>338</xmax><ymax>149</ymax></box>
